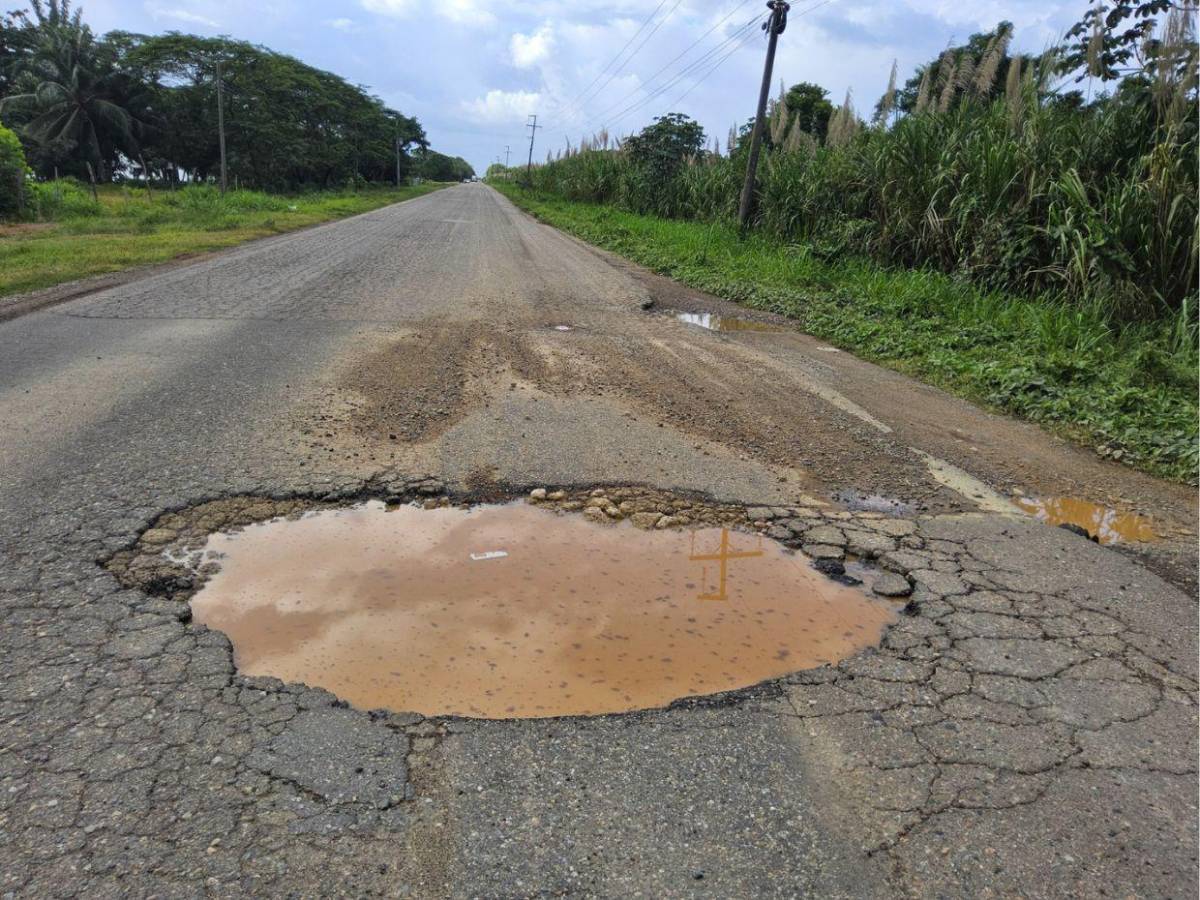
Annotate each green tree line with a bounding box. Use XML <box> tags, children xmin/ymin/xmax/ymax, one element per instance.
<box><xmin>506</xmin><ymin>5</ymin><xmax>1197</xmax><ymax>323</ymax></box>
<box><xmin>0</xmin><ymin>0</ymin><xmax>472</xmax><ymax>192</ymax></box>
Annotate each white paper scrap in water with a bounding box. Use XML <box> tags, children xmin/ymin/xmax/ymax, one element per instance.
<box><xmin>470</xmin><ymin>551</ymin><xmax>508</xmax><ymax>561</ymax></box>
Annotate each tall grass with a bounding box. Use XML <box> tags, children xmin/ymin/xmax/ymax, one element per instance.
<box><xmin>516</xmin><ymin>82</ymin><xmax>1197</xmax><ymax>326</ymax></box>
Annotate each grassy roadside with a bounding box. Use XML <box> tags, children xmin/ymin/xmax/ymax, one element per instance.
<box><xmin>0</xmin><ymin>182</ymin><xmax>448</xmax><ymax>299</ymax></box>
<box><xmin>494</xmin><ymin>182</ymin><xmax>1198</xmax><ymax>484</ymax></box>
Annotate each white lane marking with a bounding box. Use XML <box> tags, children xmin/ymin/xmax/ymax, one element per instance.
<box><xmin>913</xmin><ymin>449</ymin><xmax>1022</xmax><ymax>514</ymax></box>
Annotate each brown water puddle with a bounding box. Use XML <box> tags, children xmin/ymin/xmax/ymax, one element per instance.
<box><xmin>189</xmin><ymin>501</ymin><xmax>896</xmax><ymax>718</ymax></box>
<box><xmin>675</xmin><ymin>312</ymin><xmax>783</xmax><ymax>333</ymax></box>
<box><xmin>1013</xmin><ymin>495</ymin><xmax>1157</xmax><ymax>544</ymax></box>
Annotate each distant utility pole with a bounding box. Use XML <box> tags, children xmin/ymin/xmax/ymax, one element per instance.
<box><xmin>737</xmin><ymin>0</ymin><xmax>790</xmax><ymax>228</ymax></box>
<box><xmin>215</xmin><ymin>58</ymin><xmax>228</xmax><ymax>195</ymax></box>
<box><xmin>504</xmin><ymin>145</ymin><xmax>511</xmax><ymax>169</ymax></box>
<box><xmin>395</xmin><ymin>132</ymin><xmax>403</xmax><ymax>186</ymax></box>
<box><xmin>525</xmin><ymin>114</ymin><xmax>541</xmax><ymax>184</ymax></box>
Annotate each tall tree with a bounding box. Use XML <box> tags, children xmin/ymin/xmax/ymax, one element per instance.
<box><xmin>1061</xmin><ymin>0</ymin><xmax>1176</xmax><ymax>81</ymax></box>
<box><xmin>0</xmin><ymin>1</ymin><xmax>146</xmax><ymax>179</ymax></box>
<box><xmin>782</xmin><ymin>82</ymin><xmax>834</xmax><ymax>141</ymax></box>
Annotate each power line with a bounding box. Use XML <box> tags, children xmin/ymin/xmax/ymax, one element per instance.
<box><xmin>582</xmin><ymin>0</ymin><xmax>758</xmax><ymax>127</ymax></box>
<box><xmin>596</xmin><ymin>15</ymin><xmax>762</xmax><ymax>131</ymax></box>
<box><xmin>596</xmin><ymin>17</ymin><xmax>761</xmax><ymax>128</ymax></box>
<box><xmin>567</xmin><ymin>0</ymin><xmax>687</xmax><ymax>118</ymax></box>
<box><xmin>607</xmin><ymin>0</ymin><xmax>840</xmax><ymax>135</ymax></box>
<box><xmin>666</xmin><ymin>18</ymin><xmax>765</xmax><ymax>109</ymax></box>
<box><xmin>557</xmin><ymin>0</ymin><xmax>672</xmax><ymax>116</ymax></box>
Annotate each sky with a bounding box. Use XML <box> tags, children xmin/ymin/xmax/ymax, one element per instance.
<box><xmin>77</xmin><ymin>0</ymin><xmax>1087</xmax><ymax>175</ymax></box>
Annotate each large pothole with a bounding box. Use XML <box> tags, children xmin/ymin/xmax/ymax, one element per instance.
<box><xmin>108</xmin><ymin>483</ymin><xmax>909</xmax><ymax>719</ymax></box>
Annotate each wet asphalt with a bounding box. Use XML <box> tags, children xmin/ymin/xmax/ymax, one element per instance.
<box><xmin>0</xmin><ymin>184</ymin><xmax>1195</xmax><ymax>897</ymax></box>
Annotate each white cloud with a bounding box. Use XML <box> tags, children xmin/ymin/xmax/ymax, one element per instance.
<box><xmin>441</xmin><ymin>0</ymin><xmax>497</xmax><ymax>26</ymax></box>
<box><xmin>360</xmin><ymin>0</ymin><xmax>495</xmax><ymax>27</ymax></box>
<box><xmin>360</xmin><ymin>0</ymin><xmax>417</xmax><ymax>17</ymax></box>
<box><xmin>143</xmin><ymin>3</ymin><xmax>220</xmax><ymax>28</ymax></box>
<box><xmin>510</xmin><ymin>23</ymin><xmax>554</xmax><ymax>68</ymax></box>
<box><xmin>326</xmin><ymin>17</ymin><xmax>358</xmax><ymax>32</ymax></box>
<box><xmin>462</xmin><ymin>89</ymin><xmax>543</xmax><ymax>123</ymax></box>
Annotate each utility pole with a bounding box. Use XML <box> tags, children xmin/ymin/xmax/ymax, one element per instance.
<box><xmin>504</xmin><ymin>145</ymin><xmax>511</xmax><ymax>175</ymax></box>
<box><xmin>215</xmin><ymin>58</ymin><xmax>228</xmax><ymax>195</ymax></box>
<box><xmin>525</xmin><ymin>114</ymin><xmax>541</xmax><ymax>184</ymax></box>
<box><xmin>737</xmin><ymin>0</ymin><xmax>789</xmax><ymax>228</ymax></box>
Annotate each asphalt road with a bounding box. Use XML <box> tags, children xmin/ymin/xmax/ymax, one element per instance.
<box><xmin>1</xmin><ymin>184</ymin><xmax>1196</xmax><ymax>897</ymax></box>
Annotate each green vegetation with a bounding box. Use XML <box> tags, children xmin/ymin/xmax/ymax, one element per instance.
<box><xmin>493</xmin><ymin>185</ymin><xmax>1197</xmax><ymax>483</ymax></box>
<box><xmin>0</xmin><ymin>1</ymin><xmax>472</xmax><ymax>191</ymax></box>
<box><xmin>501</xmin><ymin>11</ymin><xmax>1196</xmax><ymax>319</ymax></box>
<box><xmin>0</xmin><ymin>1</ymin><xmax>469</xmax><ymax>297</ymax></box>
<box><xmin>0</xmin><ymin>120</ymin><xmax>27</xmax><ymax>216</ymax></box>
<box><xmin>0</xmin><ymin>181</ymin><xmax>444</xmax><ymax>297</ymax></box>
<box><xmin>490</xmin><ymin>5</ymin><xmax>1198</xmax><ymax>482</ymax></box>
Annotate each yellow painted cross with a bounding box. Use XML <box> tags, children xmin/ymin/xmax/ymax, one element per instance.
<box><xmin>689</xmin><ymin>529</ymin><xmax>764</xmax><ymax>601</ymax></box>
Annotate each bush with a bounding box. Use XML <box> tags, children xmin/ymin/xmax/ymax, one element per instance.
<box><xmin>25</xmin><ymin>179</ymin><xmax>100</xmax><ymax>219</ymax></box>
<box><xmin>0</xmin><ymin>123</ymin><xmax>30</xmax><ymax>219</ymax></box>
<box><xmin>521</xmin><ymin>89</ymin><xmax>1198</xmax><ymax>325</ymax></box>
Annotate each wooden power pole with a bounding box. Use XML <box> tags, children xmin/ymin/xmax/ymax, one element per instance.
<box><xmin>737</xmin><ymin>0</ymin><xmax>790</xmax><ymax>228</ymax></box>
<box><xmin>215</xmin><ymin>59</ymin><xmax>228</xmax><ymax>195</ymax></box>
<box><xmin>525</xmin><ymin>114</ymin><xmax>541</xmax><ymax>184</ymax></box>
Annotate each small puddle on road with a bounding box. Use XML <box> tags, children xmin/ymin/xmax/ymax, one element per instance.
<box><xmin>1013</xmin><ymin>496</ymin><xmax>1156</xmax><ymax>545</ymax></box>
<box><xmin>675</xmin><ymin>312</ymin><xmax>784</xmax><ymax>333</ymax></box>
<box><xmin>189</xmin><ymin>502</ymin><xmax>896</xmax><ymax>718</ymax></box>
<box><xmin>832</xmin><ymin>490</ymin><xmax>914</xmax><ymax>516</ymax></box>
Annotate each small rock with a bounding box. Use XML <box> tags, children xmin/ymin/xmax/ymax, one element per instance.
<box><xmin>630</xmin><ymin>512</ymin><xmax>660</xmax><ymax>529</ymax></box>
<box><xmin>547</xmin><ymin>490</ymin><xmax>566</xmax><ymax>501</ymax></box>
<box><xmin>140</xmin><ymin>528</ymin><xmax>177</xmax><ymax>546</ymax></box>
<box><xmin>871</xmin><ymin>573</ymin><xmax>913</xmax><ymax>597</ymax></box>
<box><xmin>805</xmin><ymin>525</ymin><xmax>847</xmax><ymax>547</ymax></box>
<box><xmin>656</xmin><ymin>515</ymin><xmax>680</xmax><ymax>529</ymax></box>
<box><xmin>746</xmin><ymin>506</ymin><xmax>775</xmax><ymax>521</ymax></box>
<box><xmin>766</xmin><ymin>525</ymin><xmax>793</xmax><ymax>542</ymax></box>
<box><xmin>803</xmin><ymin>544</ymin><xmax>845</xmax><ymax>560</ymax></box>
<box><xmin>529</xmin><ymin>488</ymin><xmax>547</xmax><ymax>501</ymax></box>
<box><xmin>583</xmin><ymin>506</ymin><xmax>608</xmax><ymax>522</ymax></box>
<box><xmin>873</xmin><ymin>518</ymin><xmax>918</xmax><ymax>537</ymax></box>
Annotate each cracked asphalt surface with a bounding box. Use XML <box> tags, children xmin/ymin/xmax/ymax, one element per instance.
<box><xmin>1</xmin><ymin>184</ymin><xmax>1196</xmax><ymax>897</ymax></box>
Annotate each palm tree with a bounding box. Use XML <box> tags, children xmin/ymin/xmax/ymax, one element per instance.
<box><xmin>0</xmin><ymin>1</ymin><xmax>142</xmax><ymax>180</ymax></box>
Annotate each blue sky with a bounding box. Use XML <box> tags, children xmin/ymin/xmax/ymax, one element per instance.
<box><xmin>79</xmin><ymin>0</ymin><xmax>1086</xmax><ymax>174</ymax></box>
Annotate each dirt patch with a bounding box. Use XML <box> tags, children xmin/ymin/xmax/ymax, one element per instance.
<box><xmin>0</xmin><ymin>222</ymin><xmax>53</xmax><ymax>238</ymax></box>
<box><xmin>342</xmin><ymin>323</ymin><xmax>554</xmax><ymax>443</ymax></box>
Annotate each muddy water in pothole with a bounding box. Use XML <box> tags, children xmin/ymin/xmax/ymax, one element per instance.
<box><xmin>1013</xmin><ymin>496</ymin><xmax>1156</xmax><ymax>545</ymax></box>
<box><xmin>189</xmin><ymin>502</ymin><xmax>896</xmax><ymax>718</ymax></box>
<box><xmin>675</xmin><ymin>312</ymin><xmax>783</xmax><ymax>333</ymax></box>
